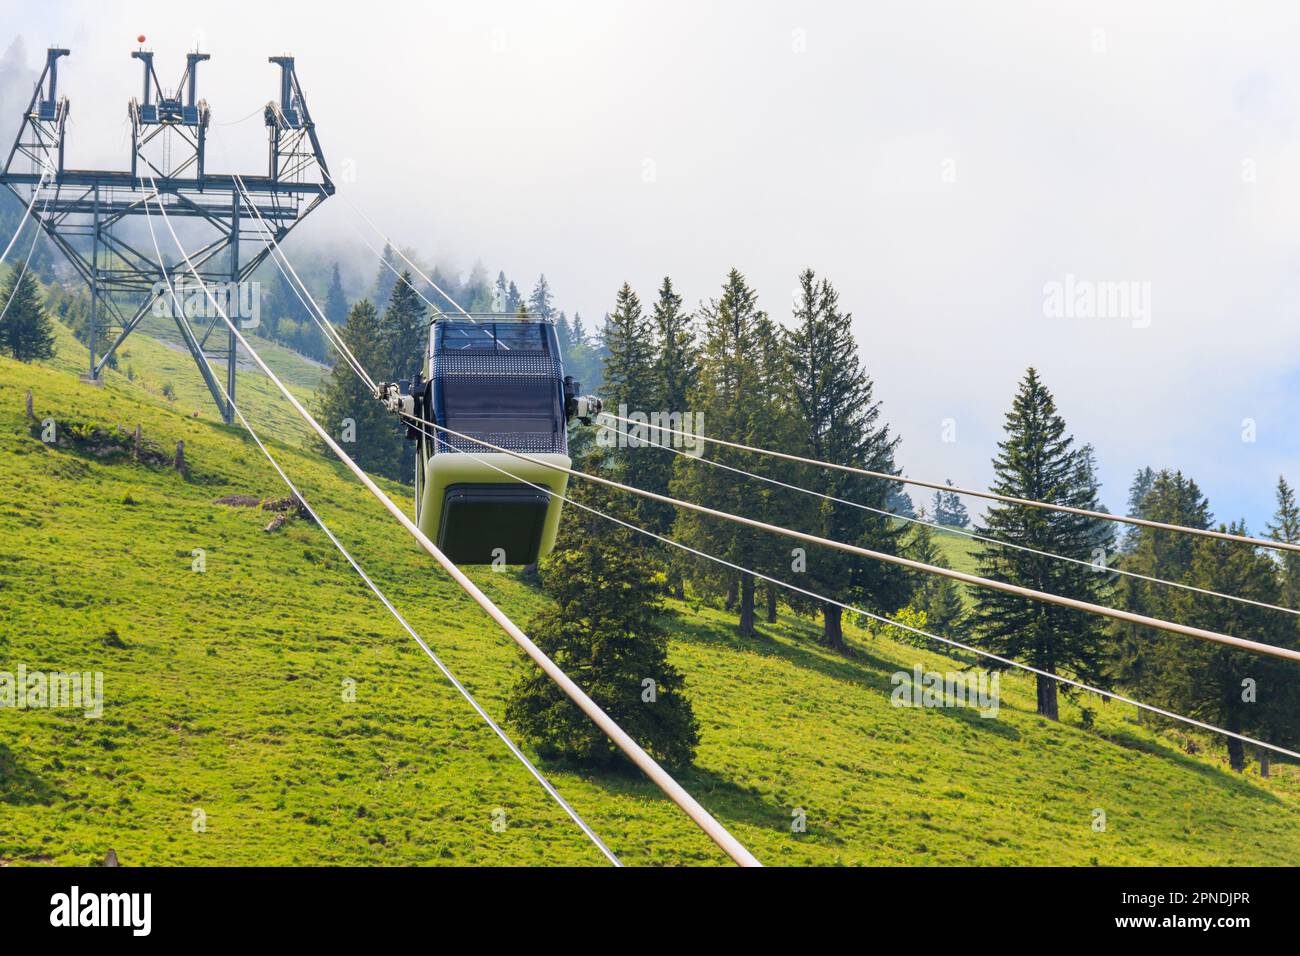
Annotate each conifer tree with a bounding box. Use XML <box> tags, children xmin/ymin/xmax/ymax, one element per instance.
<box><xmin>324</xmin><ymin>262</ymin><xmax>348</xmax><ymax>326</ymax></box>
<box><xmin>888</xmin><ymin>486</ymin><xmax>917</xmax><ymax>519</ymax></box>
<box><xmin>0</xmin><ymin>266</ymin><xmax>55</xmax><ymax>361</ymax></box>
<box><xmin>641</xmin><ymin>277</ymin><xmax>697</xmax><ymax>594</ymax></box>
<box><xmin>314</xmin><ymin>299</ymin><xmax>404</xmax><ymax>481</ymax></box>
<box><xmin>970</xmin><ymin>368</ymin><xmax>1113</xmax><ymax>719</ymax></box>
<box><xmin>379</xmin><ymin>272</ymin><xmax>428</xmax><ymax>479</ymax></box>
<box><xmin>1267</xmin><ymin>476</ymin><xmax>1300</xmax><ymax>612</ymax></box>
<box><xmin>599</xmin><ymin>283</ymin><xmax>659</xmax><ymax>499</ymax></box>
<box><xmin>932</xmin><ymin>481</ymin><xmax>970</xmax><ymax>527</ymax></box>
<box><xmin>506</xmin><ymin>452</ymin><xmax>700</xmax><ymax>768</ymax></box>
<box><xmin>782</xmin><ymin>269</ymin><xmax>909</xmax><ymax>649</ymax></box>
<box><xmin>528</xmin><ymin>274</ymin><xmax>556</xmax><ymax>321</ymax></box>
<box><xmin>1120</xmin><ymin>466</ymin><xmax>1157</xmax><ymax>553</ymax></box>
<box><xmin>1260</xmin><ymin>478</ymin><xmax>1300</xmax><ymax>772</ymax></box>
<box><xmin>493</xmin><ymin>271</ymin><xmax>511</xmax><ymax>313</ymax></box>
<box><xmin>1108</xmin><ymin>469</ymin><xmax>1211</xmax><ymax>720</ymax></box>
<box><xmin>906</xmin><ymin>515</ymin><xmax>968</xmax><ymax>638</ymax></box>
<box><xmin>372</xmin><ymin>243</ymin><xmax>400</xmax><ymax>306</ymax></box>
<box><xmin>570</xmin><ymin>312</ymin><xmax>588</xmax><ymax>347</ymax></box>
<box><xmin>671</xmin><ymin>269</ymin><xmax>776</xmax><ymax>636</ymax></box>
<box><xmin>381</xmin><ymin>270</ymin><xmax>428</xmax><ymax>381</ymax></box>
<box><xmin>1174</xmin><ymin>523</ymin><xmax>1294</xmax><ymax>771</ymax></box>
<box><xmin>556</xmin><ymin>311</ymin><xmax>574</xmax><ymax>353</ymax></box>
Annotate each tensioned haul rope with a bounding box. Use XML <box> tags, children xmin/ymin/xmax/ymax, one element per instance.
<box><xmin>598</xmin><ymin>411</ymin><xmax>1300</xmax><ymax>556</ymax></box>
<box><xmin>311</xmin><ymin>171</ymin><xmax>506</xmax><ymax>347</ymax></box>
<box><xmin>0</xmin><ymin>188</ymin><xmax>53</xmax><ymax>324</ymax></box>
<box><xmin>230</xmin><ymin>172</ymin><xmax>375</xmax><ymax>391</ymax></box>
<box><xmin>599</xmin><ymin>422</ymin><xmax>1300</xmax><ymax>618</ymax></box>
<box><xmin>140</xmin><ymin>192</ymin><xmax>620</xmax><ymax>867</ymax></box>
<box><xmin>397</xmin><ymin>410</ymin><xmax>1300</xmax><ymax>663</ymax></box>
<box><xmin>0</xmin><ymin>167</ymin><xmax>49</xmax><ymax>267</ymax></box>
<box><xmin>148</xmin><ymin>176</ymin><xmax>760</xmax><ymax>868</ymax></box>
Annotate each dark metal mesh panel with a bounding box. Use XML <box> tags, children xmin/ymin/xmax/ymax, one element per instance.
<box><xmin>436</xmin><ymin>351</ymin><xmax>561</xmax><ymax>377</ymax></box>
<box><xmin>433</xmin><ymin>351</ymin><xmax>567</xmax><ymax>456</ymax></box>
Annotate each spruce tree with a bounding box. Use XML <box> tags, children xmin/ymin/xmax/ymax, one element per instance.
<box><xmin>970</xmin><ymin>368</ymin><xmax>1113</xmax><ymax>719</ymax></box>
<box><xmin>0</xmin><ymin>266</ymin><xmax>55</xmax><ymax>361</ymax></box>
<box><xmin>528</xmin><ymin>274</ymin><xmax>556</xmax><ymax>322</ymax></box>
<box><xmin>1174</xmin><ymin>523</ymin><xmax>1295</xmax><ymax>771</ymax></box>
<box><xmin>563</xmin><ymin>311</ymin><xmax>604</xmax><ymax>391</ymax></box>
<box><xmin>1261</xmin><ymin>479</ymin><xmax>1300</xmax><ymax>772</ymax></box>
<box><xmin>379</xmin><ymin>272</ymin><xmax>428</xmax><ymax>479</ymax></box>
<box><xmin>1120</xmin><ymin>466</ymin><xmax>1157</xmax><ymax>553</ymax></box>
<box><xmin>643</xmin><ymin>277</ymin><xmax>697</xmax><ymax>594</ymax></box>
<box><xmin>570</xmin><ymin>312</ymin><xmax>588</xmax><ymax>347</ymax></box>
<box><xmin>1108</xmin><ymin>469</ymin><xmax>1211</xmax><ymax>721</ymax></box>
<box><xmin>1267</xmin><ymin>476</ymin><xmax>1300</xmax><ymax>611</ymax></box>
<box><xmin>381</xmin><ymin>270</ymin><xmax>428</xmax><ymax>381</ymax></box>
<box><xmin>506</xmin><ymin>454</ymin><xmax>700</xmax><ymax>768</ymax></box>
<box><xmin>888</xmin><ymin>486</ymin><xmax>917</xmax><ymax>519</ymax></box>
<box><xmin>555</xmin><ymin>311</ymin><xmax>574</xmax><ymax>353</ymax></box>
<box><xmin>599</xmin><ymin>283</ymin><xmax>660</xmax><ymax>516</ymax></box>
<box><xmin>782</xmin><ymin>269</ymin><xmax>908</xmax><ymax>648</ymax></box>
<box><xmin>671</xmin><ymin>270</ymin><xmax>778</xmax><ymax>636</ymax></box>
<box><xmin>493</xmin><ymin>271</ymin><xmax>511</xmax><ymax>313</ymax></box>
<box><xmin>905</xmin><ymin>515</ymin><xmax>967</xmax><ymax>639</ymax></box>
<box><xmin>314</xmin><ymin>299</ymin><xmax>404</xmax><ymax>481</ymax></box>
<box><xmin>324</xmin><ymin>262</ymin><xmax>348</xmax><ymax>326</ymax></box>
<box><xmin>932</xmin><ymin>481</ymin><xmax>970</xmax><ymax>527</ymax></box>
<box><xmin>373</xmin><ymin>243</ymin><xmax>399</xmax><ymax>306</ymax></box>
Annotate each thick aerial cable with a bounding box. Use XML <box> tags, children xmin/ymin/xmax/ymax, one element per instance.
<box><xmin>302</xmin><ymin>172</ymin><xmax>503</xmax><ymax>350</ymax></box>
<box><xmin>400</xmin><ymin>414</ymin><xmax>1300</xmax><ymax>762</ymax></box>
<box><xmin>147</xmin><ymin>177</ymin><xmax>760</xmax><ymax>868</ymax></box>
<box><xmin>601</xmin><ymin>423</ymin><xmax>1300</xmax><ymax>619</ymax></box>
<box><xmin>140</xmin><ymin>195</ymin><xmax>620</xmax><ymax>867</ymax></box>
<box><xmin>0</xmin><ymin>187</ymin><xmax>53</xmax><ymax>323</ymax></box>
<box><xmin>397</xmin><ymin>410</ymin><xmax>1300</xmax><ymax>663</ymax></box>
<box><xmin>230</xmin><ymin>172</ymin><xmax>375</xmax><ymax>391</ymax></box>
<box><xmin>0</xmin><ymin>168</ymin><xmax>49</xmax><ymax>267</ymax></box>
<box><xmin>599</xmin><ymin>411</ymin><xmax>1300</xmax><ymax>556</ymax></box>
<box><xmin>332</xmin><ymin>194</ymin><xmax>447</xmax><ymax>317</ymax></box>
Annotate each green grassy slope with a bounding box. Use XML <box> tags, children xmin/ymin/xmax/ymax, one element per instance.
<box><xmin>45</xmin><ymin>313</ymin><xmax>322</xmax><ymax>447</ymax></box>
<box><xmin>1</xmin><ymin>346</ymin><xmax>1298</xmax><ymax>867</ymax></box>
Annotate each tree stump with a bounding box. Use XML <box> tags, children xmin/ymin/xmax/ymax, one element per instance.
<box><xmin>174</xmin><ymin>439</ymin><xmax>186</xmax><ymax>474</ymax></box>
<box><xmin>133</xmin><ymin>424</ymin><xmax>142</xmax><ymax>462</ymax></box>
<box><xmin>25</xmin><ymin>389</ymin><xmax>34</xmax><ymax>420</ymax></box>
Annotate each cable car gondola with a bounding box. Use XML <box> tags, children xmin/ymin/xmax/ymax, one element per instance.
<box><xmin>377</xmin><ymin>314</ymin><xmax>600</xmax><ymax>565</ymax></box>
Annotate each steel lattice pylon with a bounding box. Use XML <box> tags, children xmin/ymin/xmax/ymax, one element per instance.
<box><xmin>0</xmin><ymin>44</ymin><xmax>333</xmax><ymax>422</ymax></box>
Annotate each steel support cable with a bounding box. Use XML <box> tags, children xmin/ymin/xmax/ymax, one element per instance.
<box><xmin>600</xmin><ymin>423</ymin><xmax>1300</xmax><ymax>619</ymax></box>
<box><xmin>148</xmin><ymin>179</ymin><xmax>760</xmax><ymax>869</ymax></box>
<box><xmin>229</xmin><ymin>172</ymin><xmax>376</xmax><ymax>391</ymax></box>
<box><xmin>332</xmin><ymin>196</ymin><xmax>448</xmax><ymax>318</ymax></box>
<box><xmin>401</xmin><ymin>415</ymin><xmax>1300</xmax><ymax>762</ymax></box>
<box><xmin>398</xmin><ymin>411</ymin><xmax>1300</xmax><ymax>663</ymax></box>
<box><xmin>307</xmin><ymin>176</ymin><xmax>510</xmax><ymax>350</ymax></box>
<box><xmin>0</xmin><ymin>168</ymin><xmax>49</xmax><ymax>267</ymax></box>
<box><xmin>140</xmin><ymin>196</ymin><xmax>620</xmax><ymax>866</ymax></box>
<box><xmin>312</xmin><ymin>174</ymin><xmax>504</xmax><ymax>342</ymax></box>
<box><xmin>599</xmin><ymin>411</ymin><xmax>1300</xmax><ymax>557</ymax></box>
<box><xmin>0</xmin><ymin>188</ymin><xmax>53</xmax><ymax>323</ymax></box>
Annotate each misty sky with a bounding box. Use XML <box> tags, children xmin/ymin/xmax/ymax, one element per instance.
<box><xmin>9</xmin><ymin>1</ymin><xmax>1300</xmax><ymax>532</ymax></box>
